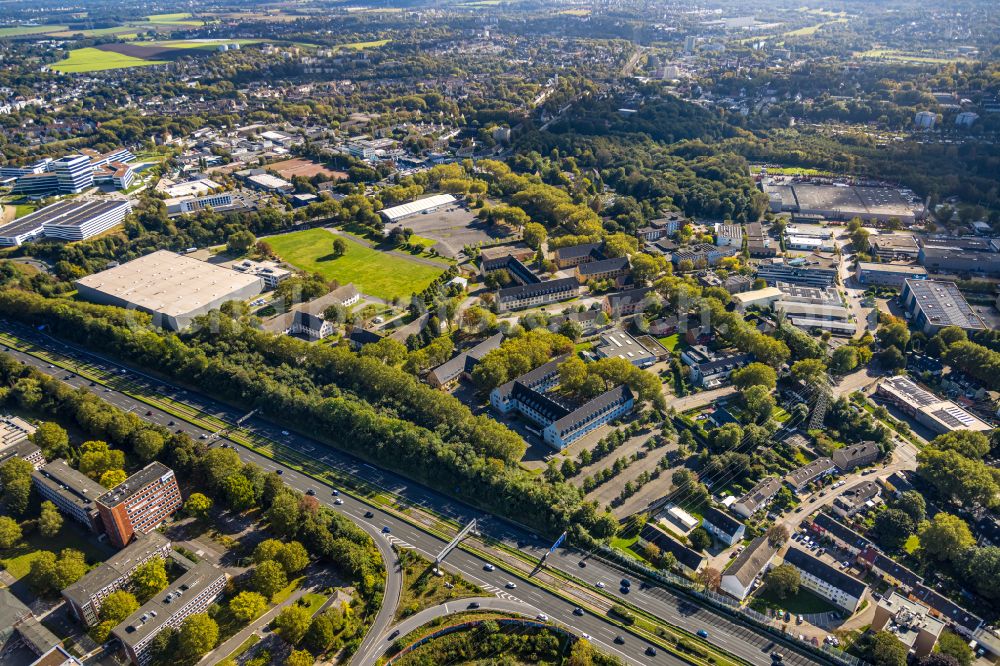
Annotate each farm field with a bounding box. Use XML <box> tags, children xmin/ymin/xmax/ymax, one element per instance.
<box><xmin>266</xmin><ymin>228</ymin><xmax>446</xmax><ymax>301</ymax></box>
<box><xmin>50</xmin><ymin>47</ymin><xmax>166</xmax><ymax>72</ymax></box>
<box><xmin>0</xmin><ymin>24</ymin><xmax>68</xmax><ymax>37</ymax></box>
<box><xmin>336</xmin><ymin>39</ymin><xmax>390</xmax><ymax>50</ymax></box>
<box><xmin>144</xmin><ymin>12</ymin><xmax>205</xmax><ymax>26</ymax></box>
<box><xmin>49</xmin><ymin>27</ymin><xmax>139</xmax><ymax>38</ymax></box>
<box><xmin>130</xmin><ymin>38</ymin><xmax>259</xmax><ymax>50</ymax></box>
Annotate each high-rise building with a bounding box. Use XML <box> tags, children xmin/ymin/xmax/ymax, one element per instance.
<box><xmin>914</xmin><ymin>111</ymin><xmax>936</xmax><ymax>129</ymax></box>
<box><xmin>96</xmin><ymin>462</ymin><xmax>182</xmax><ymax>548</ymax></box>
<box><xmin>53</xmin><ymin>155</ymin><xmax>95</xmax><ymax>193</ymax></box>
<box><xmin>7</xmin><ymin>148</ymin><xmax>135</xmax><ymax>195</ymax></box>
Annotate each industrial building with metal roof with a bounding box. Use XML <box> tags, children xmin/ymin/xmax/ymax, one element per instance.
<box><xmin>900</xmin><ymin>279</ymin><xmax>987</xmax><ymax>334</ymax></box>
<box><xmin>379</xmin><ymin>194</ymin><xmax>457</xmax><ymax>222</ymax></box>
<box><xmin>75</xmin><ymin>250</ymin><xmax>264</xmax><ymax>330</ymax></box>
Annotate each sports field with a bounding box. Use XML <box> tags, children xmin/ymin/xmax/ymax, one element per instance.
<box><xmin>267</xmin><ymin>228</ymin><xmax>446</xmax><ymax>301</ymax></box>
<box><xmin>50</xmin><ymin>47</ymin><xmax>167</xmax><ymax>72</ymax></box>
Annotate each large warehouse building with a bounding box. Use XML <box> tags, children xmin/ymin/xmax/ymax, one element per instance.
<box><xmin>75</xmin><ymin>250</ymin><xmax>264</xmax><ymax>330</ymax></box>
<box><xmin>764</xmin><ymin>181</ymin><xmax>917</xmax><ymax>224</ymax></box>
<box><xmin>380</xmin><ymin>194</ymin><xmax>456</xmax><ymax>223</ymax></box>
<box><xmin>0</xmin><ymin>199</ymin><xmax>132</xmax><ymax>246</ymax></box>
<box><xmin>900</xmin><ymin>279</ymin><xmax>987</xmax><ymax>335</ymax></box>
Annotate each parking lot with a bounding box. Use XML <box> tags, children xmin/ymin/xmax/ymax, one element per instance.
<box><xmin>389</xmin><ymin>205</ymin><xmax>511</xmax><ymax>259</ymax></box>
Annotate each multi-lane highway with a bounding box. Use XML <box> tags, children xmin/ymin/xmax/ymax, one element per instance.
<box><xmin>0</xmin><ymin>322</ymin><xmax>825</xmax><ymax>666</ymax></box>
<box><xmin>357</xmin><ymin>597</ymin><xmax>541</xmax><ymax>665</ymax></box>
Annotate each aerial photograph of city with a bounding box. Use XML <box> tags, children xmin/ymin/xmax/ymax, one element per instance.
<box><xmin>0</xmin><ymin>0</ymin><xmax>998</xmax><ymax>665</ymax></box>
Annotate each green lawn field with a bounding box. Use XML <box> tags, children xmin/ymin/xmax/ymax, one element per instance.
<box><xmin>267</xmin><ymin>228</ymin><xmax>446</xmax><ymax>301</ymax></box>
<box><xmin>0</xmin><ymin>521</ymin><xmax>112</xmax><ymax>580</ymax></box>
<box><xmin>51</xmin><ymin>47</ymin><xmax>166</xmax><ymax>72</ymax></box>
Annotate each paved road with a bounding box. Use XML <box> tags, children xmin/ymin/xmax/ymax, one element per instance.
<box><xmin>0</xmin><ymin>326</ymin><xmax>687</xmax><ymax>666</ymax></box>
<box><xmin>779</xmin><ymin>440</ymin><xmax>918</xmax><ymax>534</ymax></box>
<box><xmin>200</xmin><ymin>582</ymin><xmax>311</xmax><ymax>665</ymax></box>
<box><xmin>357</xmin><ymin>597</ymin><xmax>540</xmax><ymax>666</ymax></box>
<box><xmin>0</xmin><ymin>323</ymin><xmax>825</xmax><ymax>666</ymax></box>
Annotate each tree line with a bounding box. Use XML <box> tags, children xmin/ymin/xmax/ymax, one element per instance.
<box><xmin>0</xmin><ymin>290</ymin><xmax>618</xmax><ymax>542</ymax></box>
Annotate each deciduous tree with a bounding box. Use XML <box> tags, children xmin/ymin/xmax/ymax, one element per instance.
<box><xmin>276</xmin><ymin>541</ymin><xmax>310</xmax><ymax>575</ymax></box>
<box><xmin>275</xmin><ymin>605</ymin><xmax>312</xmax><ymax>644</ymax></box>
<box><xmin>763</xmin><ymin>564</ymin><xmax>800</xmax><ymax>600</ymax></box>
<box><xmin>31</xmin><ymin>422</ymin><xmax>69</xmax><ymax>459</ymax></box>
<box><xmin>38</xmin><ymin>500</ymin><xmax>63</xmax><ymax>537</ymax></box>
<box><xmin>0</xmin><ymin>515</ymin><xmax>22</xmax><ymax>549</ymax></box>
<box><xmin>132</xmin><ymin>558</ymin><xmax>168</xmax><ymax>601</ymax></box>
<box><xmin>99</xmin><ymin>469</ymin><xmax>127</xmax><ymax>488</ymax></box>
<box><xmin>99</xmin><ymin>590</ymin><xmax>139</xmax><ymax>625</ymax></box>
<box><xmin>252</xmin><ymin>560</ymin><xmax>288</xmax><ymax>599</ymax></box>
<box><xmin>176</xmin><ymin>613</ymin><xmax>218</xmax><ymax>662</ymax></box>
<box><xmin>731</xmin><ymin>363</ymin><xmax>777</xmax><ymax>391</ymax></box>
<box><xmin>229</xmin><ymin>591</ymin><xmax>268</xmax><ymax>623</ymax></box>
<box><xmin>184</xmin><ymin>493</ymin><xmax>212</xmax><ymax>520</ymax></box>
<box><xmin>1</xmin><ymin>457</ymin><xmax>34</xmax><ymax>515</ymax></box>
<box><xmin>919</xmin><ymin>513</ymin><xmax>975</xmax><ymax>563</ymax></box>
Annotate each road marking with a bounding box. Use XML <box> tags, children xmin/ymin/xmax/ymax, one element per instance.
<box><xmin>480</xmin><ymin>584</ymin><xmax>524</xmax><ymax>603</ymax></box>
<box><xmin>384</xmin><ymin>535</ymin><xmax>414</xmax><ymax>549</ymax></box>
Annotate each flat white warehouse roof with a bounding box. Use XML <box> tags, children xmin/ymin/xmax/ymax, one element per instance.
<box><xmin>75</xmin><ymin>250</ymin><xmax>263</xmax><ymax>318</ymax></box>
<box><xmin>380</xmin><ymin>194</ymin><xmax>457</xmax><ymax>222</ymax></box>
